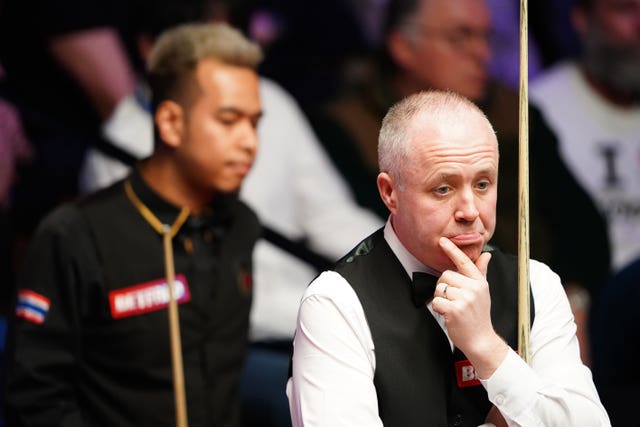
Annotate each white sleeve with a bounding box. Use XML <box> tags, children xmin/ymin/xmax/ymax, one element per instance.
<box><xmin>481</xmin><ymin>260</ymin><xmax>611</xmax><ymax>426</ymax></box>
<box><xmin>287</xmin><ymin>271</ymin><xmax>383</xmax><ymax>427</ymax></box>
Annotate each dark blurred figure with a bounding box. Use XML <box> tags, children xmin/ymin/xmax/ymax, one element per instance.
<box><xmin>0</xmin><ymin>67</ymin><xmax>32</xmax><ymax>315</ymax></box>
<box><xmin>0</xmin><ymin>0</ymin><xmax>137</xmax><ymax>244</ymax></box>
<box><xmin>591</xmin><ymin>257</ymin><xmax>640</xmax><ymax>425</ymax></box>
<box><xmin>528</xmin><ymin>0</ymin><xmax>640</xmax><ymax>365</ymax></box>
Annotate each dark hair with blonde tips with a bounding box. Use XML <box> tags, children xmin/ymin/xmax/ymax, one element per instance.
<box><xmin>147</xmin><ymin>22</ymin><xmax>263</xmax><ymax>113</ymax></box>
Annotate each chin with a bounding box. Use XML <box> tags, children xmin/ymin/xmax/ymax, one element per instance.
<box><xmin>215</xmin><ymin>178</ymin><xmax>243</xmax><ymax>194</ymax></box>
<box><xmin>463</xmin><ymin>245</ymin><xmax>484</xmax><ymax>261</ymax></box>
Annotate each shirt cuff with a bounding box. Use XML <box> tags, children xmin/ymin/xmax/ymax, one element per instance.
<box><xmin>480</xmin><ymin>349</ymin><xmax>542</xmax><ymax>419</ymax></box>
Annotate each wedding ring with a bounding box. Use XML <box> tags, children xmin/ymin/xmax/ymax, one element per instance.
<box><xmin>443</xmin><ymin>284</ymin><xmax>448</xmax><ymax>299</ymax></box>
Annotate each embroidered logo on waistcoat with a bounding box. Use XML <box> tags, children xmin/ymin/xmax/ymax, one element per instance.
<box><xmin>455</xmin><ymin>359</ymin><xmax>481</xmax><ymax>388</ymax></box>
<box><xmin>109</xmin><ymin>275</ymin><xmax>191</xmax><ymax>319</ymax></box>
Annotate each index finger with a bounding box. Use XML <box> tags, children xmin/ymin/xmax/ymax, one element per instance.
<box><xmin>438</xmin><ymin>236</ymin><xmax>485</xmax><ymax>278</ymax></box>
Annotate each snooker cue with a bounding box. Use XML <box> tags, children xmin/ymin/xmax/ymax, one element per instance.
<box><xmin>517</xmin><ymin>0</ymin><xmax>531</xmax><ymax>364</ymax></box>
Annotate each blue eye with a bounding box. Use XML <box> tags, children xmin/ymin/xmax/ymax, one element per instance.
<box><xmin>436</xmin><ymin>186</ymin><xmax>450</xmax><ymax>195</ymax></box>
<box><xmin>477</xmin><ymin>181</ymin><xmax>489</xmax><ymax>190</ymax></box>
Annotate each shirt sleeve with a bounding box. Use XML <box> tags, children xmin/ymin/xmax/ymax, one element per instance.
<box><xmin>480</xmin><ymin>260</ymin><xmax>611</xmax><ymax>426</ymax></box>
<box><xmin>5</xmin><ymin>205</ymin><xmax>91</xmax><ymax>426</ymax></box>
<box><xmin>287</xmin><ymin>271</ymin><xmax>383</xmax><ymax>427</ymax></box>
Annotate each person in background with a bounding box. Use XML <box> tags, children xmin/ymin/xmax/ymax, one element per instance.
<box><xmin>310</xmin><ymin>0</ymin><xmax>522</xmax><ymax>236</ymax></box>
<box><xmin>0</xmin><ymin>0</ymin><xmax>137</xmax><ymax>241</ymax></box>
<box><xmin>288</xmin><ymin>90</ymin><xmax>610</xmax><ymax>427</ymax></box>
<box><xmin>528</xmin><ymin>0</ymin><xmax>640</xmax><ymax>365</ymax></box>
<box><xmin>6</xmin><ymin>23</ymin><xmax>263</xmax><ymax>427</ymax></box>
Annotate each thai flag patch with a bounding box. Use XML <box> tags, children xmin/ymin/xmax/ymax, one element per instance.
<box><xmin>16</xmin><ymin>290</ymin><xmax>51</xmax><ymax>325</ymax></box>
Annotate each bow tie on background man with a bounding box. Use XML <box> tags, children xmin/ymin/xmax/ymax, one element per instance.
<box><xmin>411</xmin><ymin>272</ymin><xmax>439</xmax><ymax>307</ymax></box>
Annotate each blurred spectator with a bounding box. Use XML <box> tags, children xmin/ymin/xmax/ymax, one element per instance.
<box><xmin>528</xmin><ymin>0</ymin><xmax>640</xmax><ymax>365</ymax></box>
<box><xmin>0</xmin><ymin>0</ymin><xmax>137</xmax><ymax>239</ymax></box>
<box><xmin>310</xmin><ymin>0</ymin><xmax>543</xmax><ymax>262</ymax></box>
<box><xmin>591</xmin><ymin>257</ymin><xmax>640</xmax><ymax>425</ymax></box>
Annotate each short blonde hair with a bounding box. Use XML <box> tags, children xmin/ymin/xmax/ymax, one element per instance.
<box><xmin>378</xmin><ymin>90</ymin><xmax>496</xmax><ymax>185</ymax></box>
<box><xmin>147</xmin><ymin>22</ymin><xmax>263</xmax><ymax>110</ymax></box>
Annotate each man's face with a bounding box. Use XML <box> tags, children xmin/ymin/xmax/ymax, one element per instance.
<box><xmin>386</xmin><ymin>113</ymin><xmax>498</xmax><ymax>273</ymax></box>
<box><xmin>396</xmin><ymin>0</ymin><xmax>492</xmax><ymax>101</ymax></box>
<box><xmin>580</xmin><ymin>0</ymin><xmax>640</xmax><ymax>95</ymax></box>
<box><xmin>177</xmin><ymin>59</ymin><xmax>261</xmax><ymax>194</ymax></box>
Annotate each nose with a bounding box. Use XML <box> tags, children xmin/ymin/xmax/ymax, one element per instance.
<box><xmin>470</xmin><ymin>34</ymin><xmax>492</xmax><ymax>65</ymax></box>
<box><xmin>454</xmin><ymin>188</ymin><xmax>480</xmax><ymax>223</ymax></box>
<box><xmin>238</xmin><ymin>120</ymin><xmax>258</xmax><ymax>156</ymax></box>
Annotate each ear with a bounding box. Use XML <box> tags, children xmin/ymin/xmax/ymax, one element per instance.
<box><xmin>377</xmin><ymin>172</ymin><xmax>398</xmax><ymax>215</ymax></box>
<box><xmin>387</xmin><ymin>29</ymin><xmax>417</xmax><ymax>71</ymax></box>
<box><xmin>155</xmin><ymin>100</ymin><xmax>185</xmax><ymax>148</ymax></box>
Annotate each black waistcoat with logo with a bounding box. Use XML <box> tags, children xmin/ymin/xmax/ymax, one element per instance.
<box><xmin>334</xmin><ymin>229</ymin><xmax>534</xmax><ymax>427</ymax></box>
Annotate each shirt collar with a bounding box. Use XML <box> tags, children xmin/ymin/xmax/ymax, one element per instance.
<box><xmin>127</xmin><ymin>167</ymin><xmax>236</xmax><ymax>232</ymax></box>
<box><xmin>383</xmin><ymin>217</ymin><xmax>440</xmax><ymax>279</ymax></box>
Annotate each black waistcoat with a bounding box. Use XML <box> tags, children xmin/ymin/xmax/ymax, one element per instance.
<box><xmin>335</xmin><ymin>229</ymin><xmax>533</xmax><ymax>427</ymax></box>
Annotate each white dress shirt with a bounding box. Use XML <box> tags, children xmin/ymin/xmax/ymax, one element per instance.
<box><xmin>287</xmin><ymin>221</ymin><xmax>610</xmax><ymax>426</ymax></box>
<box><xmin>78</xmin><ymin>77</ymin><xmax>383</xmax><ymax>341</ymax></box>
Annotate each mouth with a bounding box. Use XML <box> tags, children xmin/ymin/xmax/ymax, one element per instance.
<box><xmin>448</xmin><ymin>232</ymin><xmax>484</xmax><ymax>247</ymax></box>
<box><xmin>227</xmin><ymin>161</ymin><xmax>252</xmax><ymax>176</ymax></box>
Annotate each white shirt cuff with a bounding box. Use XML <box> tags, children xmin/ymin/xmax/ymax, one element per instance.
<box><xmin>480</xmin><ymin>349</ymin><xmax>542</xmax><ymax>420</ymax></box>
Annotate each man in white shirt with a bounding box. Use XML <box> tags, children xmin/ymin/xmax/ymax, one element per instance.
<box><xmin>287</xmin><ymin>90</ymin><xmax>610</xmax><ymax>426</ymax></box>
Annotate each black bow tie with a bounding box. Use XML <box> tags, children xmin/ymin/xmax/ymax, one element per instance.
<box><xmin>411</xmin><ymin>272</ymin><xmax>439</xmax><ymax>307</ymax></box>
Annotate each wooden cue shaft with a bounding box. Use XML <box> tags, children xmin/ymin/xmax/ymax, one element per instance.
<box><xmin>517</xmin><ymin>0</ymin><xmax>531</xmax><ymax>364</ymax></box>
<box><xmin>164</xmin><ymin>230</ymin><xmax>189</xmax><ymax>427</ymax></box>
